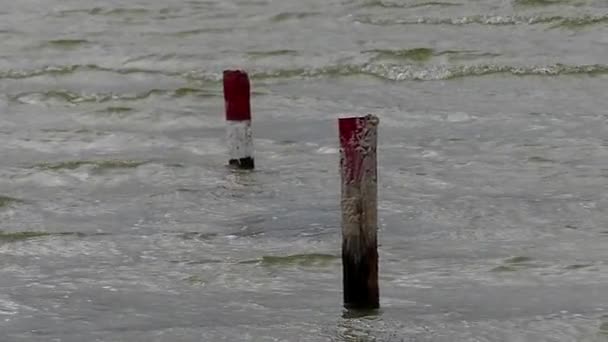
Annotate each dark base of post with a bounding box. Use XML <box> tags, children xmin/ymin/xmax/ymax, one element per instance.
<box><xmin>342</xmin><ymin>238</ymin><xmax>379</xmax><ymax>310</ymax></box>
<box><xmin>229</xmin><ymin>157</ymin><xmax>254</xmax><ymax>170</ymax></box>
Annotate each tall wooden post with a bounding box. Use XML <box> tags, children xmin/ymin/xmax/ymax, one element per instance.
<box><xmin>223</xmin><ymin>70</ymin><xmax>254</xmax><ymax>170</ymax></box>
<box><xmin>339</xmin><ymin>114</ymin><xmax>379</xmax><ymax>310</ymax></box>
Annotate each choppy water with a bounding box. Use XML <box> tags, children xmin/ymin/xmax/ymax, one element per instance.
<box><xmin>1</xmin><ymin>0</ymin><xmax>608</xmax><ymax>341</ymax></box>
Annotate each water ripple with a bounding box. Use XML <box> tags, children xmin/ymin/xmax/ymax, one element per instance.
<box><xmin>270</xmin><ymin>12</ymin><xmax>321</xmax><ymax>22</ymax></box>
<box><xmin>360</xmin><ymin>0</ymin><xmax>462</xmax><ymax>8</ymax></box>
<box><xmin>360</xmin><ymin>63</ymin><xmax>608</xmax><ymax>80</ymax></box>
<box><xmin>0</xmin><ymin>196</ymin><xmax>23</xmax><ymax>208</ymax></box>
<box><xmin>514</xmin><ymin>0</ymin><xmax>575</xmax><ymax>5</ymax></box>
<box><xmin>355</xmin><ymin>14</ymin><xmax>608</xmax><ymax>28</ymax></box>
<box><xmin>0</xmin><ymin>231</ymin><xmax>99</xmax><ymax>243</ymax></box>
<box><xmin>44</xmin><ymin>39</ymin><xmax>91</xmax><ymax>49</ymax></box>
<box><xmin>3</xmin><ymin>63</ymin><xmax>606</xmax><ymax>97</ymax></box>
<box><xmin>55</xmin><ymin>7</ymin><xmax>151</xmax><ymax>16</ymax></box>
<box><xmin>0</xmin><ymin>65</ymin><xmax>179</xmax><ymax>80</ymax></box>
<box><xmin>32</xmin><ymin>160</ymin><xmax>147</xmax><ymax>171</ymax></box>
<box><xmin>10</xmin><ymin>88</ymin><xmax>216</xmax><ymax>104</ymax></box>
<box><xmin>248</xmin><ymin>63</ymin><xmax>608</xmax><ymax>81</ymax></box>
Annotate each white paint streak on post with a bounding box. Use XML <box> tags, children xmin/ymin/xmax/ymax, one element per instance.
<box><xmin>223</xmin><ymin>70</ymin><xmax>254</xmax><ymax>169</ymax></box>
<box><xmin>226</xmin><ymin>120</ymin><xmax>253</xmax><ymax>161</ymax></box>
<box><xmin>339</xmin><ymin>114</ymin><xmax>379</xmax><ymax>310</ymax></box>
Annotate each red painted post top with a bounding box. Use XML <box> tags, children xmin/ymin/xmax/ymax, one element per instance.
<box><xmin>339</xmin><ymin>115</ymin><xmax>379</xmax><ymax>184</ymax></box>
<box><xmin>223</xmin><ymin>70</ymin><xmax>251</xmax><ymax>121</ymax></box>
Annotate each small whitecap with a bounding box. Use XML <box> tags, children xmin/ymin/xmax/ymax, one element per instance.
<box><xmin>70</xmin><ymin>170</ymin><xmax>91</xmax><ymax>182</ymax></box>
<box><xmin>181</xmin><ymin>139</ymin><xmax>225</xmax><ymax>156</ymax></box>
<box><xmin>13</xmin><ymin>93</ymin><xmax>47</xmax><ymax>105</ymax></box>
<box><xmin>102</xmin><ymin>286</ymin><xmax>118</xmax><ymax>292</ymax></box>
<box><xmin>15</xmin><ymin>172</ymin><xmax>70</xmax><ymax>187</ymax></box>
<box><xmin>316</xmin><ymin>146</ymin><xmax>338</xmax><ymax>154</ymax></box>
<box><xmin>0</xmin><ymin>296</ymin><xmax>21</xmax><ymax>316</ymax></box>
<box><xmin>421</xmin><ymin>150</ymin><xmax>439</xmax><ymax>158</ymax></box>
<box><xmin>446</xmin><ymin>112</ymin><xmax>472</xmax><ymax>122</ymax></box>
<box><xmin>426</xmin><ymin>178</ymin><xmax>450</xmax><ymax>189</ymax></box>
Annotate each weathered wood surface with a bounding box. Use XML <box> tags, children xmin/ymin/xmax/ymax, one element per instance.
<box><xmin>339</xmin><ymin>114</ymin><xmax>379</xmax><ymax>309</ymax></box>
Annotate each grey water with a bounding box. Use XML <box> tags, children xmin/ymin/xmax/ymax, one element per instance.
<box><xmin>1</xmin><ymin>0</ymin><xmax>608</xmax><ymax>341</ymax></box>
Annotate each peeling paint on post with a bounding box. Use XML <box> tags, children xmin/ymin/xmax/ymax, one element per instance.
<box><xmin>223</xmin><ymin>70</ymin><xmax>254</xmax><ymax>169</ymax></box>
<box><xmin>339</xmin><ymin>114</ymin><xmax>379</xmax><ymax>310</ymax></box>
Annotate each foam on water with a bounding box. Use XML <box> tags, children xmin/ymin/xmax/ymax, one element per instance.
<box><xmin>0</xmin><ymin>295</ymin><xmax>34</xmax><ymax>317</ymax></box>
<box><xmin>354</xmin><ymin>14</ymin><xmax>608</xmax><ymax>28</ymax></box>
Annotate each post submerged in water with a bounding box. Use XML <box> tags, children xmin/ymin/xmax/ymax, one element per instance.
<box><xmin>339</xmin><ymin>114</ymin><xmax>379</xmax><ymax>310</ymax></box>
<box><xmin>223</xmin><ymin>70</ymin><xmax>254</xmax><ymax>170</ymax></box>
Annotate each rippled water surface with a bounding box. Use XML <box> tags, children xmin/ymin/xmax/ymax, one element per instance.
<box><xmin>1</xmin><ymin>0</ymin><xmax>608</xmax><ymax>341</ymax></box>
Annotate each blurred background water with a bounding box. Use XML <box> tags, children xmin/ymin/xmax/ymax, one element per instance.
<box><xmin>1</xmin><ymin>0</ymin><xmax>608</xmax><ymax>341</ymax></box>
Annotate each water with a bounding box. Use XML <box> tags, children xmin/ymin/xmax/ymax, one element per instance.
<box><xmin>1</xmin><ymin>0</ymin><xmax>607</xmax><ymax>340</ymax></box>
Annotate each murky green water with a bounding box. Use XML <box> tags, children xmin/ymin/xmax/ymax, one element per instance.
<box><xmin>1</xmin><ymin>0</ymin><xmax>607</xmax><ymax>341</ymax></box>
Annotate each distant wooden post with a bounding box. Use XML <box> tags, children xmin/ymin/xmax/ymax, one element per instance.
<box><xmin>339</xmin><ymin>114</ymin><xmax>379</xmax><ymax>310</ymax></box>
<box><xmin>223</xmin><ymin>70</ymin><xmax>254</xmax><ymax>169</ymax></box>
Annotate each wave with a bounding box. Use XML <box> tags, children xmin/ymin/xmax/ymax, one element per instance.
<box><xmin>45</xmin><ymin>39</ymin><xmax>90</xmax><ymax>48</ymax></box>
<box><xmin>408</xmin><ymin>1</ymin><xmax>461</xmax><ymax>7</ymax></box>
<box><xmin>239</xmin><ymin>253</ymin><xmax>338</xmax><ymax>267</ymax></box>
<box><xmin>0</xmin><ymin>64</ymin><xmax>182</xmax><ymax>80</ymax></box>
<box><xmin>10</xmin><ymin>86</ymin><xmax>218</xmax><ymax>104</ymax></box>
<box><xmin>1</xmin><ymin>65</ymin><xmax>82</xmax><ymax>79</ymax></box>
<box><xmin>173</xmin><ymin>87</ymin><xmax>216</xmax><ymax>97</ymax></box>
<box><xmin>366</xmin><ymin>48</ymin><xmax>434</xmax><ymax>62</ymax></box>
<box><xmin>56</xmin><ymin>7</ymin><xmax>150</xmax><ymax>16</ymax></box>
<box><xmin>366</xmin><ymin>48</ymin><xmax>502</xmax><ymax>64</ymax></box>
<box><xmin>360</xmin><ymin>0</ymin><xmax>461</xmax><ymax>8</ymax></box>
<box><xmin>33</xmin><ymin>160</ymin><xmax>147</xmax><ymax>171</ymax></box>
<box><xmin>0</xmin><ymin>196</ymin><xmax>23</xmax><ymax>208</ymax></box>
<box><xmin>270</xmin><ymin>12</ymin><xmax>321</xmax><ymax>22</ymax></box>
<box><xmin>514</xmin><ymin>0</ymin><xmax>571</xmax><ymax>5</ymax></box>
<box><xmin>2</xmin><ymin>62</ymin><xmax>606</xmax><ymax>90</ymax></box>
<box><xmin>0</xmin><ymin>231</ymin><xmax>108</xmax><ymax>243</ymax></box>
<box><xmin>103</xmin><ymin>106</ymin><xmax>134</xmax><ymax>113</ymax></box>
<box><xmin>360</xmin><ymin>63</ymin><xmax>608</xmax><ymax>80</ymax></box>
<box><xmin>11</xmin><ymin>89</ymin><xmax>160</xmax><ymax>104</ymax></box>
<box><xmin>247</xmin><ymin>49</ymin><xmax>299</xmax><ymax>58</ymax></box>
<box><xmin>0</xmin><ymin>64</ymin><xmax>227</xmax><ymax>83</ymax></box>
<box><xmin>557</xmin><ymin>15</ymin><xmax>608</xmax><ymax>28</ymax></box>
<box><xmin>355</xmin><ymin>14</ymin><xmax>608</xmax><ymax>28</ymax></box>
<box><xmin>164</xmin><ymin>27</ymin><xmax>234</xmax><ymax>37</ymax></box>
<box><xmin>247</xmin><ymin>63</ymin><xmax>608</xmax><ymax>81</ymax></box>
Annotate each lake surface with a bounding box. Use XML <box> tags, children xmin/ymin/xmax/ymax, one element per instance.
<box><xmin>1</xmin><ymin>0</ymin><xmax>608</xmax><ymax>341</ymax></box>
